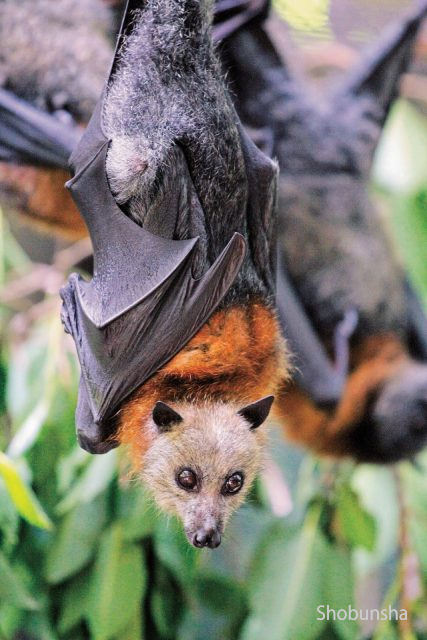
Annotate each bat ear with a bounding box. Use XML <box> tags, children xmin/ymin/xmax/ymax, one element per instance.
<box><xmin>152</xmin><ymin>401</ymin><xmax>183</xmax><ymax>432</ymax></box>
<box><xmin>238</xmin><ymin>395</ymin><xmax>274</xmax><ymax>430</ymax></box>
<box><xmin>335</xmin><ymin>2</ymin><xmax>427</xmax><ymax>127</ymax></box>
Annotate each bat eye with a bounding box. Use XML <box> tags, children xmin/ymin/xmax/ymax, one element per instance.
<box><xmin>176</xmin><ymin>468</ymin><xmax>198</xmax><ymax>491</ymax></box>
<box><xmin>222</xmin><ymin>472</ymin><xmax>244</xmax><ymax>496</ymax></box>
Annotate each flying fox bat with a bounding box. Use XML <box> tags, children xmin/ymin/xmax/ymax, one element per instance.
<box><xmin>220</xmin><ymin>0</ymin><xmax>427</xmax><ymax>463</ymax></box>
<box><xmin>60</xmin><ymin>0</ymin><xmax>287</xmax><ymax>547</ymax></box>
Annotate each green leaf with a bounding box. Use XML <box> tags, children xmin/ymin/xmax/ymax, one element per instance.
<box><xmin>194</xmin><ymin>575</ymin><xmax>247</xmax><ymax>615</ymax></box>
<box><xmin>194</xmin><ymin>575</ymin><xmax>247</xmax><ymax>640</ymax></box>
<box><xmin>0</xmin><ymin>451</ymin><xmax>51</xmax><ymax>530</ymax></box>
<box><xmin>150</xmin><ymin>564</ymin><xmax>185</xmax><ymax>639</ymax></box>
<box><xmin>335</xmin><ymin>483</ymin><xmax>376</xmax><ymax>551</ymax></box>
<box><xmin>119</xmin><ymin>609</ymin><xmax>144</xmax><ymax>640</ymax></box>
<box><xmin>7</xmin><ymin>399</ymin><xmax>50</xmax><ymax>459</ymax></box>
<box><xmin>57</xmin><ymin>447</ymin><xmax>90</xmax><ymax>498</ymax></box>
<box><xmin>57</xmin><ymin>571</ymin><xmax>91</xmax><ymax>634</ymax></box>
<box><xmin>0</xmin><ymin>602</ymin><xmax>23</xmax><ymax>639</ymax></box>
<box><xmin>6</xmin><ymin>337</ymin><xmax>47</xmax><ymax>427</ymax></box>
<box><xmin>386</xmin><ymin>191</ymin><xmax>427</xmax><ymax>305</ymax></box>
<box><xmin>324</xmin><ymin>544</ymin><xmax>358</xmax><ymax>640</ymax></box>
<box><xmin>56</xmin><ymin>451</ymin><xmax>117</xmax><ymax>514</ymax></box>
<box><xmin>118</xmin><ymin>484</ymin><xmax>156</xmax><ymax>541</ymax></box>
<box><xmin>177</xmin><ymin>606</ymin><xmax>240</xmax><ymax>640</ymax></box>
<box><xmin>17</xmin><ymin>607</ymin><xmax>57</xmax><ymax>640</ymax></box>
<box><xmin>0</xmin><ymin>478</ymin><xmax>19</xmax><ymax>552</ymax></box>
<box><xmin>373</xmin><ymin>99</ymin><xmax>427</xmax><ymax>193</ymax></box>
<box><xmin>86</xmin><ymin>523</ymin><xmax>147</xmax><ymax>640</ymax></box>
<box><xmin>153</xmin><ymin>515</ymin><xmax>198</xmax><ymax>585</ymax></box>
<box><xmin>241</xmin><ymin>507</ymin><xmax>327</xmax><ymax>640</ymax></box>
<box><xmin>351</xmin><ymin>467</ymin><xmax>399</xmax><ymax>573</ymax></box>
<box><xmin>403</xmin><ymin>463</ymin><xmax>427</xmax><ymax>581</ymax></box>
<box><xmin>45</xmin><ymin>493</ymin><xmax>109</xmax><ymax>584</ymax></box>
<box><xmin>0</xmin><ymin>551</ymin><xmax>38</xmax><ymax>610</ymax></box>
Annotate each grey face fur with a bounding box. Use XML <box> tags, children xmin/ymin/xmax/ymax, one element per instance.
<box><xmin>141</xmin><ymin>400</ymin><xmax>271</xmax><ymax>548</ymax></box>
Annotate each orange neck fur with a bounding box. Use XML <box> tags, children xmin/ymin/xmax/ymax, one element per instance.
<box><xmin>275</xmin><ymin>334</ymin><xmax>409</xmax><ymax>457</ymax></box>
<box><xmin>117</xmin><ymin>301</ymin><xmax>288</xmax><ymax>465</ymax></box>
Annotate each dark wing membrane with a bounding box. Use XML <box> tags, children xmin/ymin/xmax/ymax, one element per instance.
<box><xmin>405</xmin><ymin>279</ymin><xmax>427</xmax><ymax>360</ymax></box>
<box><xmin>220</xmin><ymin>18</ymin><xmax>347</xmax><ymax>403</ymax></box>
<box><xmin>0</xmin><ymin>88</ymin><xmax>81</xmax><ymax>169</ymax></box>
<box><xmin>276</xmin><ymin>254</ymin><xmax>345</xmax><ymax>405</ymax></box>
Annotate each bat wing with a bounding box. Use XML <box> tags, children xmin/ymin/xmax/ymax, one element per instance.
<box><xmin>0</xmin><ymin>87</ymin><xmax>81</xmax><ymax>169</ymax></box>
<box><xmin>236</xmin><ymin>121</ymin><xmax>278</xmax><ymax>293</ymax></box>
<box><xmin>61</xmin><ymin>0</ymin><xmax>247</xmax><ymax>453</ymax></box>
<box><xmin>405</xmin><ymin>279</ymin><xmax>427</xmax><ymax>360</ymax></box>
<box><xmin>276</xmin><ymin>252</ymin><xmax>349</xmax><ymax>405</ymax></box>
<box><xmin>335</xmin><ymin>1</ymin><xmax>427</xmax><ymax>127</ymax></box>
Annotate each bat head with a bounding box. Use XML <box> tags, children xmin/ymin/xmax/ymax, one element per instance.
<box><xmin>140</xmin><ymin>396</ymin><xmax>273</xmax><ymax>548</ymax></box>
<box><xmin>351</xmin><ymin>360</ymin><xmax>427</xmax><ymax>463</ymax></box>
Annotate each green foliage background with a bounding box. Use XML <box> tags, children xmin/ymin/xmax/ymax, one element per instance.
<box><xmin>1</xmin><ymin>10</ymin><xmax>427</xmax><ymax>640</ymax></box>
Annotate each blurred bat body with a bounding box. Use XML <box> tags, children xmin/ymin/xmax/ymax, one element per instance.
<box><xmin>221</xmin><ymin>1</ymin><xmax>427</xmax><ymax>462</ymax></box>
<box><xmin>0</xmin><ymin>0</ymin><xmax>113</xmax><ymax>237</ymax></box>
<box><xmin>60</xmin><ymin>0</ymin><xmax>287</xmax><ymax>548</ymax></box>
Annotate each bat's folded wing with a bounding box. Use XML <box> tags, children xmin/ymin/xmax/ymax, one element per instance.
<box><xmin>405</xmin><ymin>279</ymin><xmax>427</xmax><ymax>361</ymax></box>
<box><xmin>0</xmin><ymin>87</ymin><xmax>81</xmax><ymax>169</ymax></box>
<box><xmin>276</xmin><ymin>255</ymin><xmax>347</xmax><ymax>405</ymax></box>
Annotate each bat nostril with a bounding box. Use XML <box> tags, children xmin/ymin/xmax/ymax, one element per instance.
<box><xmin>208</xmin><ymin>531</ymin><xmax>221</xmax><ymax>549</ymax></box>
<box><xmin>193</xmin><ymin>532</ymin><xmax>207</xmax><ymax>548</ymax></box>
<box><xmin>193</xmin><ymin>528</ymin><xmax>221</xmax><ymax>549</ymax></box>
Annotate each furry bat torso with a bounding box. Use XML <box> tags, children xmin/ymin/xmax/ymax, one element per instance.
<box><xmin>222</xmin><ymin>22</ymin><xmax>408</xmax><ymax>345</ymax></box>
<box><xmin>279</xmin><ymin>170</ymin><xmax>406</xmax><ymax>348</ymax></box>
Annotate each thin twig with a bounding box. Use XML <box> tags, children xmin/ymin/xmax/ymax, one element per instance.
<box><xmin>394</xmin><ymin>467</ymin><xmax>422</xmax><ymax>640</ymax></box>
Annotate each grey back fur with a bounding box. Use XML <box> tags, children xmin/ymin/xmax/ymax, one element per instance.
<box><xmin>0</xmin><ymin>0</ymin><xmax>113</xmax><ymax>123</ymax></box>
<box><xmin>103</xmin><ymin>0</ymin><xmax>278</xmax><ymax>303</ymax></box>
